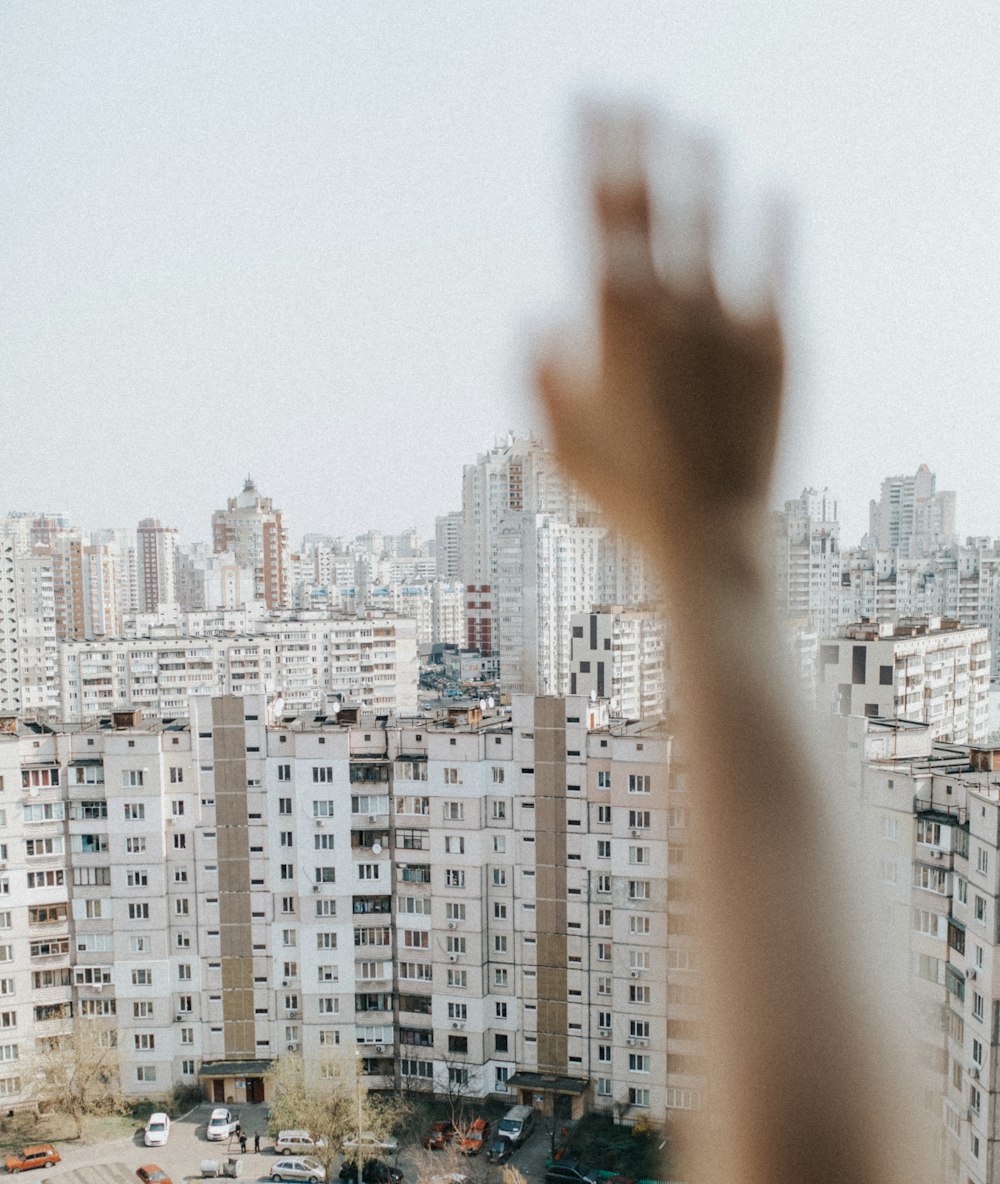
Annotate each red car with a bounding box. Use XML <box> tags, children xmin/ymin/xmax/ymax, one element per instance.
<box><xmin>458</xmin><ymin>1119</ymin><xmax>492</xmax><ymax>1156</ymax></box>
<box><xmin>137</xmin><ymin>1167</ymin><xmax>174</xmax><ymax>1184</ymax></box>
<box><xmin>422</xmin><ymin>1122</ymin><xmax>458</xmax><ymax>1150</ymax></box>
<box><xmin>5</xmin><ymin>1145</ymin><xmax>61</xmax><ymax>1174</ymax></box>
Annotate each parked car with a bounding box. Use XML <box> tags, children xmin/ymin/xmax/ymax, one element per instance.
<box><xmin>458</xmin><ymin>1119</ymin><xmax>491</xmax><ymax>1156</ymax></box>
<box><xmin>274</xmin><ymin>1132</ymin><xmax>327</xmax><ymax>1156</ymax></box>
<box><xmin>484</xmin><ymin>1138</ymin><xmax>512</xmax><ymax>1165</ymax></box>
<box><xmin>5</xmin><ymin>1145</ymin><xmax>61</xmax><ymax>1174</ymax></box>
<box><xmin>206</xmin><ymin>1108</ymin><xmax>239</xmax><ymax>1141</ymax></box>
<box><xmin>144</xmin><ymin>1112</ymin><xmax>171</xmax><ymax>1147</ymax></box>
<box><xmin>136</xmin><ymin>1165</ymin><xmax>173</xmax><ymax>1184</ymax></box>
<box><xmin>421</xmin><ymin>1121</ymin><xmax>458</xmax><ymax>1150</ymax></box>
<box><xmin>496</xmin><ymin>1105</ymin><xmax>535</xmax><ymax>1147</ymax></box>
<box><xmin>342</xmin><ymin>1133</ymin><xmax>399</xmax><ymax>1155</ymax></box>
<box><xmin>545</xmin><ymin>1162</ymin><xmax>602</xmax><ymax>1184</ymax></box>
<box><xmin>270</xmin><ymin>1158</ymin><xmax>325</xmax><ymax>1183</ymax></box>
<box><xmin>339</xmin><ymin>1158</ymin><xmax>403</xmax><ymax>1184</ymax></box>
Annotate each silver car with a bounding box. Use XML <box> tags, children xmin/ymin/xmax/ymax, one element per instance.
<box><xmin>270</xmin><ymin>1158</ymin><xmax>325</xmax><ymax>1183</ymax></box>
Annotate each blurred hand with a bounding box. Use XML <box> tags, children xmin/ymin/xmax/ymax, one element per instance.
<box><xmin>537</xmin><ymin>109</ymin><xmax>786</xmax><ymax>568</ymax></box>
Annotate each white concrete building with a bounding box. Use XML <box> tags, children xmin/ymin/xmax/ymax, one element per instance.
<box><xmin>0</xmin><ymin>693</ymin><xmax>678</xmax><ymax>1127</ymax></box>
<box><xmin>818</xmin><ymin>618</ymin><xmax>991</xmax><ymax>743</ymax></box>
<box><xmin>568</xmin><ymin>607</ymin><xmax>666</xmax><ymax>721</ymax></box>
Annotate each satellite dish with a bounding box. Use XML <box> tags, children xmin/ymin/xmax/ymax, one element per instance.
<box><xmin>479</xmin><ymin>699</ymin><xmax>487</xmax><ymax>712</ymax></box>
<box><xmin>487</xmin><ymin>697</ymin><xmax>495</xmax><ymax>709</ymax></box>
<box><xmin>330</xmin><ymin>702</ymin><xmax>340</xmax><ymax>715</ymax></box>
<box><xmin>29</xmin><ymin>786</ymin><xmax>39</xmax><ymax>798</ymax></box>
<box><xmin>590</xmin><ymin>689</ymin><xmax>597</xmax><ymax>702</ymax></box>
<box><xmin>272</xmin><ymin>697</ymin><xmax>285</xmax><ymax>718</ymax></box>
<box><xmin>372</xmin><ymin>842</ymin><xmax>383</xmax><ymax>855</ymax></box>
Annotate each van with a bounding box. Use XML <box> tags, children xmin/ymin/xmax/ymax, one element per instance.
<box><xmin>274</xmin><ymin>1131</ymin><xmax>326</xmax><ymax>1156</ymax></box>
<box><xmin>496</xmin><ymin>1105</ymin><xmax>535</xmax><ymax>1147</ymax></box>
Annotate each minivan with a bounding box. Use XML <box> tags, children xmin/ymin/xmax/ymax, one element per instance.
<box><xmin>496</xmin><ymin>1105</ymin><xmax>535</xmax><ymax>1147</ymax></box>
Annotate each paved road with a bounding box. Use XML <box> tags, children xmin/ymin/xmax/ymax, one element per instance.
<box><xmin>32</xmin><ymin>1104</ymin><xmax>551</xmax><ymax>1184</ymax></box>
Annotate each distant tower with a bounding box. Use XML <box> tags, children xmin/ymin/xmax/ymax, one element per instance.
<box><xmin>211</xmin><ymin>477</ymin><xmax>289</xmax><ymax>609</ymax></box>
<box><xmin>137</xmin><ymin>518</ymin><xmax>178</xmax><ymax>613</ymax></box>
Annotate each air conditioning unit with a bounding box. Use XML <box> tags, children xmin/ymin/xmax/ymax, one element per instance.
<box><xmin>288</xmin><ymin>1009</ymin><xmax>299</xmax><ymax>1018</ymax></box>
<box><xmin>631</xmin><ymin>829</ymin><xmax>640</xmax><ymax>837</ymax></box>
<box><xmin>312</xmin><ymin>884</ymin><xmax>320</xmax><ymax>893</ymax></box>
<box><xmin>368</xmin><ymin>814</ymin><xmax>377</xmax><ymax>822</ymax></box>
<box><xmin>626</xmin><ymin>1037</ymin><xmax>635</xmax><ymax>1046</ymax></box>
<box><xmin>175</xmin><ymin>1015</ymin><xmax>184</xmax><ymax>1023</ymax></box>
<box><xmin>629</xmin><ymin>970</ymin><xmax>639</xmax><ymax>979</ymax></box>
<box><xmin>447</xmin><ymin>921</ymin><xmax>457</xmax><ymax>929</ymax></box>
<box><xmin>282</xmin><ymin>979</ymin><xmax>290</xmax><ymax>987</ymax></box>
<box><xmin>315</xmin><ymin>819</ymin><xmax>325</xmax><ymax>827</ymax></box>
<box><xmin>966</xmin><ymin>968</ymin><xmax>978</xmax><ymax>980</ymax></box>
<box><xmin>374</xmin><ymin>1045</ymin><xmax>385</xmax><ymax>1053</ymax></box>
<box><xmin>971</xmin><ymin>1066</ymin><xmax>981</xmax><ymax>1080</ymax></box>
<box><xmin>448</xmin><ymin>953</ymin><xmax>458</xmax><ymax>962</ymax></box>
<box><xmin>92</xmin><ymin>982</ymin><xmax>103</xmax><ymax>992</ymax></box>
<box><xmin>287</xmin><ymin>1043</ymin><xmax>299</xmax><ymax>1052</ymax></box>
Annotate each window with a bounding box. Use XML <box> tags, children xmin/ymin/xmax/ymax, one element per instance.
<box><xmin>313</xmin><ymin>800</ymin><xmax>335</xmax><ymax>817</ymax></box>
<box><xmin>629</xmin><ymin>914</ymin><xmax>651</xmax><ymax>935</ymax></box>
<box><xmin>628</xmin><ymin>845</ymin><xmax>649</xmax><ymax>865</ymax></box>
<box><xmin>446</xmin><ymin>902</ymin><xmax>466</xmax><ymax>920</ymax></box>
<box><xmin>492</xmin><ymin>800</ymin><xmax>507</xmax><ymax>819</ymax></box>
<box><xmin>597</xmin><ymin>942</ymin><xmax>612</xmax><ymax>961</ymax></box>
<box><xmin>277</xmin><ymin>764</ymin><xmax>291</xmax><ymax>781</ymax></box>
<box><xmin>628</xmin><ymin>1087</ymin><xmax>650</xmax><ymax>1108</ymax></box>
<box><xmin>492</xmin><ymin>767</ymin><xmax>505</xmax><ymax>784</ymax></box>
<box><xmin>597</xmin><ymin>874</ymin><xmax>611</xmax><ymax>893</ymax></box>
<box><xmin>315</xmin><ymin>866</ymin><xmax>336</xmax><ymax>883</ymax></box>
<box><xmin>598</xmin><ymin>1044</ymin><xmax>612</xmax><ymax>1063</ymax></box>
<box><xmin>629</xmin><ymin>809</ymin><xmax>651</xmax><ymax>829</ymax></box>
<box><xmin>358</xmin><ymin>864</ymin><xmax>380</xmax><ymax>880</ymax></box>
<box><xmin>444</xmin><ymin>769</ymin><xmax>461</xmax><ymax>786</ymax></box>
<box><xmin>447</xmin><ymin>969</ymin><xmax>467</xmax><ymax>988</ymax></box>
<box><xmin>136</xmin><ymin>1066</ymin><xmax>157</xmax><ymax>1083</ymax></box>
<box><xmin>169</xmin><ymin>767</ymin><xmax>184</xmax><ymax>783</ymax></box>
<box><xmin>448</xmin><ymin>1002</ymin><xmax>467</xmax><ymax>1020</ymax></box>
<box><xmin>444</xmin><ymin>799</ymin><xmax>463</xmax><ymax>819</ymax></box>
<box><xmin>279</xmin><ymin>797</ymin><xmax>292</xmax><ymax>815</ymax></box>
<box><xmin>973</xmin><ymin>992</ymin><xmax>985</xmax><ymax>1021</ymax></box>
<box><xmin>629</xmin><ymin>773</ymin><xmax>650</xmax><ymax>794</ymax></box>
<box><xmin>629</xmin><ymin>1053</ymin><xmax>649</xmax><ymax>1073</ymax></box>
<box><xmin>597</xmin><ymin>770</ymin><xmax>611</xmax><ymax>789</ymax></box>
<box><xmin>448</xmin><ymin>1066</ymin><xmax>469</xmax><ymax>1087</ymax></box>
<box><xmin>172</xmin><ymin>833</ymin><xmax>187</xmax><ymax>850</ymax></box>
<box><xmin>629</xmin><ymin>984</ymin><xmax>651</xmax><ymax>1004</ymax></box>
<box><xmin>403</xmin><ymin>930</ymin><xmax>429</xmax><ymax>949</ymax></box>
<box><xmin>494</xmin><ymin>902</ymin><xmax>508</xmax><ymax>920</ymax></box>
<box><xmin>445</xmin><ymin>836</ymin><xmax>465</xmax><ymax>854</ymax></box>
<box><xmin>127</xmin><ymin>869</ymin><xmax>148</xmax><ymax>888</ymax></box>
<box><xmin>597</xmin><ymin>976</ymin><xmax>612</xmax><ymax>995</ymax></box>
<box><xmin>597</xmin><ymin>1078</ymin><xmax>612</xmax><ymax>1097</ymax></box>
<box><xmin>122</xmin><ymin>770</ymin><xmax>144</xmax><ymax>787</ymax></box>
<box><xmin>123</xmin><ymin>802</ymin><xmax>145</xmax><ymax>821</ymax></box>
<box><xmin>313</xmin><ymin>766</ymin><xmax>333</xmax><ymax>783</ymax></box>
<box><xmin>495</xmin><ymin>968</ymin><xmax>509</xmax><ymax>987</ymax></box>
<box><xmin>316</xmin><ymin>933</ymin><xmax>338</xmax><ymax>949</ymax></box>
<box><xmin>628</xmin><ymin>880</ymin><xmax>651</xmax><ymax>901</ymax></box>
<box><xmin>597</xmin><ymin>805</ymin><xmax>611</xmax><ymax>824</ymax></box>
<box><xmin>492</xmin><ymin>868</ymin><xmax>507</xmax><ymax>886</ymax></box>
<box><xmin>630</xmin><ymin>949</ymin><xmax>650</xmax><ymax>970</ymax></box>
<box><xmin>175</xmin><ymin>899</ymin><xmax>190</xmax><ymax>916</ymax></box>
<box><xmin>132</xmin><ymin>969</ymin><xmax>152</xmax><ymax>986</ymax></box>
<box><xmin>496</xmin><ymin>1001</ymin><xmax>508</xmax><ymax>1018</ymax></box>
<box><xmin>597</xmin><ymin>840</ymin><xmax>611</xmax><ymax>859</ymax></box>
<box><xmin>978</xmin><ymin>847</ymin><xmax>989</xmax><ymax>875</ymax></box>
<box><xmin>975</xmin><ymin>896</ymin><xmax>987</xmax><ymax>923</ymax></box>
<box><xmin>126</xmin><ymin>837</ymin><xmax>146</xmax><ymax>854</ymax></box>
<box><xmin>446</xmin><ymin>869</ymin><xmax>465</xmax><ymax>888</ymax></box>
<box><xmin>958</xmin><ymin>877</ymin><xmax>969</xmax><ymax>904</ymax></box>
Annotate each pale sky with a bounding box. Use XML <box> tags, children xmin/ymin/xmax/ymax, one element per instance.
<box><xmin>3</xmin><ymin>1</ymin><xmax>999</xmax><ymax>546</ymax></box>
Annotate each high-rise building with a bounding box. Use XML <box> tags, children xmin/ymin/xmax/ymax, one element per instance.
<box><xmin>137</xmin><ymin>518</ymin><xmax>178</xmax><ymax>613</ymax></box>
<box><xmin>435</xmin><ymin>511</ymin><xmax>464</xmax><ymax>581</ymax></box>
<box><xmin>772</xmin><ymin>487</ymin><xmax>844</xmax><ymax>636</ymax></box>
<box><xmin>869</xmin><ymin>465</ymin><xmax>957</xmax><ymax>557</ymax></box>
<box><xmin>211</xmin><ymin>477</ymin><xmax>289</xmax><ymax>608</ymax></box>
<box><xmin>568</xmin><ymin>607</ymin><xmax>666</xmax><ymax>720</ymax></box>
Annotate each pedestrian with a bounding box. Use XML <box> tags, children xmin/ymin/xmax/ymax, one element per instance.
<box><xmin>239</xmin><ymin>1132</ymin><xmax>247</xmax><ymax>1155</ymax></box>
<box><xmin>254</xmin><ymin>1132</ymin><xmax>260</xmax><ymax>1154</ymax></box>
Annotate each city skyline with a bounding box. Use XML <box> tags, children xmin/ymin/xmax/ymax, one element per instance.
<box><xmin>4</xmin><ymin>3</ymin><xmax>1000</xmax><ymax>544</ymax></box>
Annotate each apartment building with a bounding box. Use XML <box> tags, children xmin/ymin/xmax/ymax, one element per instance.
<box><xmin>0</xmin><ymin>693</ymin><xmax>680</xmax><ymax>1128</ymax></box>
<box><xmin>57</xmin><ymin>616</ymin><xmax>418</xmax><ymax>723</ymax></box>
<box><xmin>568</xmin><ymin>608</ymin><xmax>666</xmax><ymax>722</ymax></box>
<box><xmin>818</xmin><ymin>618</ymin><xmax>991</xmax><ymax>743</ymax></box>
<box><xmin>211</xmin><ymin>478</ymin><xmax>289</xmax><ymax>609</ymax></box>
<box><xmin>857</xmin><ymin>717</ymin><xmax>1000</xmax><ymax>1184</ymax></box>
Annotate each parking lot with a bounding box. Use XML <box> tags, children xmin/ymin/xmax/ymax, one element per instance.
<box><xmin>29</xmin><ymin>1103</ymin><xmax>552</xmax><ymax>1184</ymax></box>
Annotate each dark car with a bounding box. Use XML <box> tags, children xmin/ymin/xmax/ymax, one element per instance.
<box><xmin>484</xmin><ymin>1138</ymin><xmax>512</xmax><ymax>1165</ymax></box>
<box><xmin>339</xmin><ymin>1159</ymin><xmax>403</xmax><ymax>1184</ymax></box>
<box><xmin>421</xmin><ymin>1122</ymin><xmax>458</xmax><ymax>1151</ymax></box>
<box><xmin>545</xmin><ymin>1162</ymin><xmax>601</xmax><ymax>1184</ymax></box>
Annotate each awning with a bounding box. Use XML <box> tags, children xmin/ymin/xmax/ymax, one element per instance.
<box><xmin>199</xmin><ymin>1059</ymin><xmax>273</xmax><ymax>1077</ymax></box>
<box><xmin>506</xmin><ymin>1071</ymin><xmax>590</xmax><ymax>1095</ymax></box>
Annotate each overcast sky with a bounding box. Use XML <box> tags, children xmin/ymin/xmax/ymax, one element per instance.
<box><xmin>3</xmin><ymin>1</ymin><xmax>998</xmax><ymax>546</ymax></box>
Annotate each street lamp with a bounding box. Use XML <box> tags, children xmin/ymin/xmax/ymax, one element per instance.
<box><xmin>355</xmin><ymin>1049</ymin><xmax>363</xmax><ymax>1164</ymax></box>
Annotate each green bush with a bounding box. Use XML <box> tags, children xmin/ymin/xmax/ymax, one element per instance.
<box><xmin>167</xmin><ymin>1083</ymin><xmax>206</xmax><ymax>1116</ymax></box>
<box><xmin>564</xmin><ymin>1114</ymin><xmax>670</xmax><ymax>1181</ymax></box>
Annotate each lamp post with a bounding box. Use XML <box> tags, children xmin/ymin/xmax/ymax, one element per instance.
<box><xmin>355</xmin><ymin>1049</ymin><xmax>363</xmax><ymax>1169</ymax></box>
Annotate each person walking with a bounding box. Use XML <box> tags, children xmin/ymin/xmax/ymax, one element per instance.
<box><xmin>239</xmin><ymin>1132</ymin><xmax>247</xmax><ymax>1155</ymax></box>
<box><xmin>254</xmin><ymin>1132</ymin><xmax>260</xmax><ymax>1154</ymax></box>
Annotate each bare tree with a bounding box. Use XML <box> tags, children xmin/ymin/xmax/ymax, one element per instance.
<box><xmin>33</xmin><ymin>1020</ymin><xmax>126</xmax><ymax>1139</ymax></box>
<box><xmin>266</xmin><ymin>1052</ymin><xmax>410</xmax><ymax>1184</ymax></box>
<box><xmin>436</xmin><ymin>1055</ymin><xmax>479</xmax><ymax>1131</ymax></box>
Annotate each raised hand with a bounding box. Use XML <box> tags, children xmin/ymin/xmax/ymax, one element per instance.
<box><xmin>537</xmin><ymin>109</ymin><xmax>786</xmax><ymax>574</ymax></box>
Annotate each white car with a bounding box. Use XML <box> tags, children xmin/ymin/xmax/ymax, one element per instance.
<box><xmin>144</xmin><ymin>1113</ymin><xmax>171</xmax><ymax>1147</ymax></box>
<box><xmin>270</xmin><ymin>1158</ymin><xmax>324</xmax><ymax>1183</ymax></box>
<box><xmin>207</xmin><ymin>1108</ymin><xmax>238</xmax><ymax>1141</ymax></box>
<box><xmin>342</xmin><ymin>1133</ymin><xmax>399</xmax><ymax>1155</ymax></box>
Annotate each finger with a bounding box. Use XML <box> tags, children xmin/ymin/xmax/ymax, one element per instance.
<box><xmin>583</xmin><ymin>104</ymin><xmax>658</xmax><ymax>295</ymax></box>
<box><xmin>653</xmin><ymin>126</ymin><xmax>722</xmax><ymax>301</ymax></box>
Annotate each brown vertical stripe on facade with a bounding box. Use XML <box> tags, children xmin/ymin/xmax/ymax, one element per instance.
<box><xmin>213</xmin><ymin>696</ymin><xmax>255</xmax><ymax>1059</ymax></box>
<box><xmin>534</xmin><ymin>696</ymin><xmax>568</xmax><ymax>1075</ymax></box>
